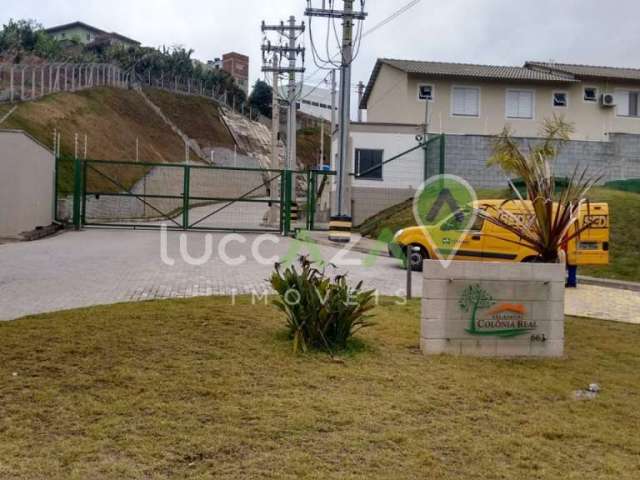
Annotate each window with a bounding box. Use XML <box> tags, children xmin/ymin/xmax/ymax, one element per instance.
<box><xmin>418</xmin><ymin>84</ymin><xmax>434</xmax><ymax>101</ymax></box>
<box><xmin>440</xmin><ymin>207</ymin><xmax>483</xmax><ymax>232</ymax></box>
<box><xmin>584</xmin><ymin>87</ymin><xmax>598</xmax><ymax>102</ymax></box>
<box><xmin>616</xmin><ymin>90</ymin><xmax>640</xmax><ymax>117</ymax></box>
<box><xmin>506</xmin><ymin>89</ymin><xmax>534</xmax><ymax>119</ymax></box>
<box><xmin>86</xmin><ymin>34</ymin><xmax>91</xmax><ymax>41</ymax></box>
<box><xmin>355</xmin><ymin>149</ymin><xmax>383</xmax><ymax>180</ymax></box>
<box><xmin>553</xmin><ymin>92</ymin><xmax>568</xmax><ymax>108</ymax></box>
<box><xmin>451</xmin><ymin>86</ymin><xmax>480</xmax><ymax>117</ymax></box>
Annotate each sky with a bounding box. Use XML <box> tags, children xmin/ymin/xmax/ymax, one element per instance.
<box><xmin>4</xmin><ymin>0</ymin><xmax>640</xmax><ymax>108</ymax></box>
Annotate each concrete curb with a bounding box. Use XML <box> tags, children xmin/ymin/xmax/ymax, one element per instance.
<box><xmin>578</xmin><ymin>276</ymin><xmax>640</xmax><ymax>292</ymax></box>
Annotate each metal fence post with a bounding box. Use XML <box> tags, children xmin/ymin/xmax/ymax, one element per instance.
<box><xmin>10</xmin><ymin>67</ymin><xmax>14</xmax><ymax>102</ymax></box>
<box><xmin>283</xmin><ymin>170</ymin><xmax>292</xmax><ymax>236</ymax></box>
<box><xmin>81</xmin><ymin>160</ymin><xmax>87</xmax><ymax>225</ymax></box>
<box><xmin>307</xmin><ymin>171</ymin><xmax>317</xmax><ymax>231</ymax></box>
<box><xmin>72</xmin><ymin>157</ymin><xmax>82</xmax><ymax>230</ymax></box>
<box><xmin>182</xmin><ymin>165</ymin><xmax>191</xmax><ymax>230</ymax></box>
<box><xmin>53</xmin><ymin>153</ymin><xmax>59</xmax><ymax>221</ymax></box>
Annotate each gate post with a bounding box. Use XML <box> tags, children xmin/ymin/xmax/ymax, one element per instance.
<box><xmin>72</xmin><ymin>157</ymin><xmax>83</xmax><ymax>230</ymax></box>
<box><xmin>282</xmin><ymin>170</ymin><xmax>292</xmax><ymax>236</ymax></box>
<box><xmin>182</xmin><ymin>165</ymin><xmax>191</xmax><ymax>230</ymax></box>
<box><xmin>439</xmin><ymin>134</ymin><xmax>446</xmax><ymax>176</ymax></box>
<box><xmin>307</xmin><ymin>171</ymin><xmax>317</xmax><ymax>231</ymax></box>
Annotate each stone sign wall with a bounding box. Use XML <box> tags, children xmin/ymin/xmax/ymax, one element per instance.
<box><xmin>421</xmin><ymin>261</ymin><xmax>565</xmax><ymax>358</ymax></box>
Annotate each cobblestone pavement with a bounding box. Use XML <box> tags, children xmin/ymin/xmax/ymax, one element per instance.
<box><xmin>565</xmin><ymin>285</ymin><xmax>640</xmax><ymax>324</ymax></box>
<box><xmin>0</xmin><ymin>229</ymin><xmax>411</xmax><ymax>321</ymax></box>
<box><xmin>0</xmin><ymin>229</ymin><xmax>639</xmax><ymax>323</ymax></box>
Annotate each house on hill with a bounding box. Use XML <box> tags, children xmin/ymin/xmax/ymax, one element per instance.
<box><xmin>44</xmin><ymin>21</ymin><xmax>140</xmax><ymax>48</ymax></box>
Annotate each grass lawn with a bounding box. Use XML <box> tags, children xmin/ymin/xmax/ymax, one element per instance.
<box><xmin>1</xmin><ymin>297</ymin><xmax>639</xmax><ymax>479</ymax></box>
<box><xmin>359</xmin><ymin>187</ymin><xmax>640</xmax><ymax>283</ymax></box>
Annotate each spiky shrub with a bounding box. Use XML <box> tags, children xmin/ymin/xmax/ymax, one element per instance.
<box><xmin>481</xmin><ymin>117</ymin><xmax>602</xmax><ymax>263</ymax></box>
<box><xmin>270</xmin><ymin>256</ymin><xmax>376</xmax><ymax>353</ymax></box>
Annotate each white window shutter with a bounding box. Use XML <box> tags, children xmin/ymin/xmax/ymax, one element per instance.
<box><xmin>506</xmin><ymin>91</ymin><xmax>517</xmax><ymax>118</ymax></box>
<box><xmin>616</xmin><ymin>91</ymin><xmax>630</xmax><ymax>116</ymax></box>
<box><xmin>453</xmin><ymin>88</ymin><xmax>465</xmax><ymax>115</ymax></box>
<box><xmin>519</xmin><ymin>91</ymin><xmax>533</xmax><ymax>118</ymax></box>
<box><xmin>465</xmin><ymin>89</ymin><xmax>478</xmax><ymax>116</ymax></box>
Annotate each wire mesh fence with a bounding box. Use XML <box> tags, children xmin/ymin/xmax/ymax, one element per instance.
<box><xmin>424</xmin><ymin>134</ymin><xmax>446</xmax><ymax>180</ymax></box>
<box><xmin>0</xmin><ymin>63</ymin><xmax>125</xmax><ymax>103</ymax></box>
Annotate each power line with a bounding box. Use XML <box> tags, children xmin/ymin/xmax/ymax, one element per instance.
<box><xmin>304</xmin><ymin>0</ymin><xmax>423</xmax><ymax>84</ymax></box>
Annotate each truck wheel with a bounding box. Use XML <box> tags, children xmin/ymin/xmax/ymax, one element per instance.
<box><xmin>406</xmin><ymin>245</ymin><xmax>428</xmax><ymax>272</ymax></box>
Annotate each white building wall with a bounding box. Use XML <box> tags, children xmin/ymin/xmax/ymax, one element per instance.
<box><xmin>0</xmin><ymin>130</ymin><xmax>54</xmax><ymax>238</ymax></box>
<box><xmin>347</xmin><ymin>130</ymin><xmax>424</xmax><ymax>189</ymax></box>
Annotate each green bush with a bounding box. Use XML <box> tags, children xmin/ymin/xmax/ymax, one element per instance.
<box><xmin>270</xmin><ymin>256</ymin><xmax>376</xmax><ymax>354</ymax></box>
<box><xmin>605</xmin><ymin>179</ymin><xmax>640</xmax><ymax>194</ymax></box>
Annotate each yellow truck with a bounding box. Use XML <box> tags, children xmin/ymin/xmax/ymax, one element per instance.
<box><xmin>390</xmin><ymin>200</ymin><xmax>610</xmax><ymax>270</ymax></box>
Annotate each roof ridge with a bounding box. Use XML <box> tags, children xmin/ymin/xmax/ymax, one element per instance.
<box><xmin>381</xmin><ymin>58</ymin><xmax>525</xmax><ymax>70</ymax></box>
<box><xmin>527</xmin><ymin>60</ymin><xmax>640</xmax><ymax>73</ymax></box>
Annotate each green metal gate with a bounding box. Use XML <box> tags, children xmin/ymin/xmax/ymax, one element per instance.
<box><xmin>423</xmin><ymin>134</ymin><xmax>446</xmax><ymax>180</ymax></box>
<box><xmin>58</xmin><ymin>157</ymin><xmax>336</xmax><ymax>235</ymax></box>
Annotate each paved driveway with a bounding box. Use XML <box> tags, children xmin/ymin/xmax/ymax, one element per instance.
<box><xmin>0</xmin><ymin>229</ymin><xmax>412</xmax><ymax>321</ymax></box>
<box><xmin>1</xmin><ymin>229</ymin><xmax>639</xmax><ymax>323</ymax></box>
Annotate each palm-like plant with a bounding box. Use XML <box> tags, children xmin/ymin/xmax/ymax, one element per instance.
<box><xmin>270</xmin><ymin>256</ymin><xmax>376</xmax><ymax>354</ymax></box>
<box><xmin>480</xmin><ymin>117</ymin><xmax>602</xmax><ymax>263</ymax></box>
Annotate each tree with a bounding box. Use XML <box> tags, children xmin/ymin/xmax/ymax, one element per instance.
<box><xmin>459</xmin><ymin>284</ymin><xmax>495</xmax><ymax>333</ymax></box>
<box><xmin>249</xmin><ymin>80</ymin><xmax>273</xmax><ymax>118</ymax></box>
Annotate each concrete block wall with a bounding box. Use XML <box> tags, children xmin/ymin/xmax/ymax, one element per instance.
<box><xmin>610</xmin><ymin>133</ymin><xmax>640</xmax><ymax>179</ymax></box>
<box><xmin>442</xmin><ymin>134</ymin><xmax>614</xmax><ymax>188</ymax></box>
<box><xmin>421</xmin><ymin>260</ymin><xmax>565</xmax><ymax>358</ymax></box>
<box><xmin>349</xmin><ymin>132</ymin><xmax>640</xmax><ymax>225</ymax></box>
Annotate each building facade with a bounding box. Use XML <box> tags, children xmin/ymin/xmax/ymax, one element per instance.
<box><xmin>44</xmin><ymin>21</ymin><xmax>140</xmax><ymax>48</ymax></box>
<box><xmin>337</xmin><ymin>59</ymin><xmax>640</xmax><ymax>225</ymax></box>
<box><xmin>222</xmin><ymin>52</ymin><xmax>249</xmax><ymax>95</ymax></box>
<box><xmin>361</xmin><ymin>59</ymin><xmax>640</xmax><ymax>142</ymax></box>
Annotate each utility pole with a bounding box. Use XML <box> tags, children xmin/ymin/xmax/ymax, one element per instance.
<box><xmin>319</xmin><ymin>121</ymin><xmax>325</xmax><ymax>169</ymax></box>
<box><xmin>357</xmin><ymin>81</ymin><xmax>365</xmax><ymax>123</ymax></box>
<box><xmin>268</xmin><ymin>53</ymin><xmax>281</xmax><ymax>225</ymax></box>
<box><xmin>306</xmin><ymin>1</ymin><xmax>367</xmax><ymax>242</ymax></box>
<box><xmin>270</xmin><ymin>53</ymin><xmax>281</xmax><ymax>170</ymax></box>
<box><xmin>329</xmin><ymin>69</ymin><xmax>337</xmax><ymax>136</ymax></box>
<box><xmin>261</xmin><ymin>18</ymin><xmax>306</xmax><ymax>228</ymax></box>
<box><xmin>261</xmin><ymin>18</ymin><xmax>305</xmax><ymax>173</ymax></box>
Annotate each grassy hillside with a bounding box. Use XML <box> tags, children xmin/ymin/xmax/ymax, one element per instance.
<box><xmin>4</xmin><ymin>88</ymin><xmax>187</xmax><ymax>163</ymax></box>
<box><xmin>360</xmin><ymin>187</ymin><xmax>640</xmax><ymax>282</ymax></box>
<box><xmin>3</xmin><ymin>88</ymin><xmax>189</xmax><ymax>194</ymax></box>
<box><xmin>143</xmin><ymin>88</ymin><xmax>235</xmax><ymax>152</ymax></box>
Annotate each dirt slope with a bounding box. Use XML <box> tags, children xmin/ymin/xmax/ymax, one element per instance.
<box><xmin>3</xmin><ymin>88</ymin><xmax>187</xmax><ymax>163</ymax></box>
<box><xmin>143</xmin><ymin>88</ymin><xmax>235</xmax><ymax>152</ymax></box>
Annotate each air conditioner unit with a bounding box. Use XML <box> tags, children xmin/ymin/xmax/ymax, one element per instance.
<box><xmin>601</xmin><ymin>93</ymin><xmax>616</xmax><ymax>107</ymax></box>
